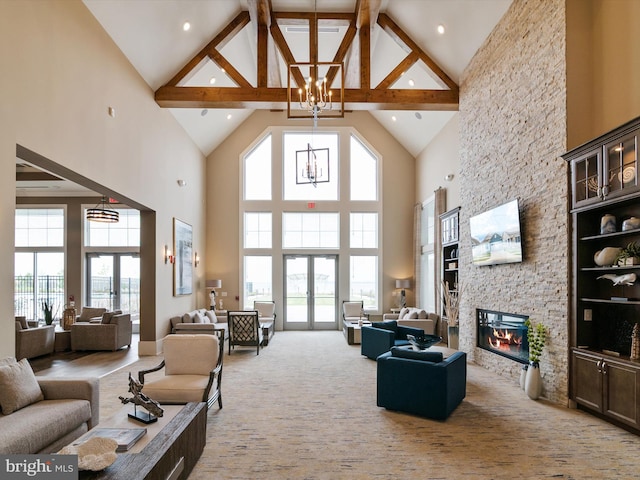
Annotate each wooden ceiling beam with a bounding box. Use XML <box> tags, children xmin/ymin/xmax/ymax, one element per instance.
<box><xmin>155</xmin><ymin>86</ymin><xmax>458</xmax><ymax>110</ymax></box>
<box><xmin>377</xmin><ymin>13</ymin><xmax>458</xmax><ymax>92</ymax></box>
<box><xmin>165</xmin><ymin>11</ymin><xmax>250</xmax><ymax>87</ymax></box>
<box><xmin>248</xmin><ymin>0</ymin><xmax>273</xmax><ymax>87</ymax></box>
<box><xmin>270</xmin><ymin>19</ymin><xmax>306</xmax><ymax>88</ymax></box>
<box><xmin>375</xmin><ymin>51</ymin><xmax>419</xmax><ymax>90</ymax></box>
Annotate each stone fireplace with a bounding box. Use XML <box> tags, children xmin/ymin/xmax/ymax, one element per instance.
<box><xmin>477</xmin><ymin>309</ymin><xmax>529</xmax><ymax>364</ymax></box>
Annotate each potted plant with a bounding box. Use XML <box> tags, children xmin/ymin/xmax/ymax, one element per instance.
<box><xmin>616</xmin><ymin>241</ymin><xmax>640</xmax><ymax>266</ymax></box>
<box><xmin>42</xmin><ymin>300</ymin><xmax>56</xmax><ymax>326</ymax></box>
<box><xmin>524</xmin><ymin>318</ymin><xmax>546</xmax><ymax>400</ymax></box>
<box><xmin>440</xmin><ymin>280</ymin><xmax>462</xmax><ymax>349</ymax></box>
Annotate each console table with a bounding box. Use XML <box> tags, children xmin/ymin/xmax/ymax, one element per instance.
<box><xmin>261</xmin><ymin>321</ymin><xmax>275</xmax><ymax>346</ymax></box>
<box><xmin>78</xmin><ymin>402</ymin><xmax>206</xmax><ymax>480</ymax></box>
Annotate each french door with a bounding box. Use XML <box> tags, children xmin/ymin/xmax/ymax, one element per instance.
<box><xmin>86</xmin><ymin>253</ymin><xmax>140</xmax><ymax>315</ymax></box>
<box><xmin>284</xmin><ymin>255</ymin><xmax>338</xmax><ymax>330</ymax></box>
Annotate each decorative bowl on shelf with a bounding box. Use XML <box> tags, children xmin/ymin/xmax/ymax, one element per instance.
<box><xmin>406</xmin><ymin>334</ymin><xmax>442</xmax><ymax>350</ymax></box>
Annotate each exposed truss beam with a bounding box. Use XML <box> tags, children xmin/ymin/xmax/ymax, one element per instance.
<box><xmin>155</xmin><ymin>4</ymin><xmax>458</xmax><ymax>110</ymax></box>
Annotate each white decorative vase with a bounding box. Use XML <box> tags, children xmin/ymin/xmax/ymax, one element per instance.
<box><xmin>519</xmin><ymin>364</ymin><xmax>528</xmax><ymax>390</ymax></box>
<box><xmin>525</xmin><ymin>363</ymin><xmax>542</xmax><ymax>400</ymax></box>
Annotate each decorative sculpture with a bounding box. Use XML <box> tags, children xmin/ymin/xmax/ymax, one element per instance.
<box><xmin>593</xmin><ymin>247</ymin><xmax>622</xmax><ymax>266</ymax></box>
<box><xmin>631</xmin><ymin>324</ymin><xmax>640</xmax><ymax>361</ymax></box>
<box><xmin>596</xmin><ymin>273</ymin><xmax>637</xmax><ymax>286</ymax></box>
<box><xmin>119</xmin><ymin>373</ymin><xmax>164</xmax><ymax>424</ymax></box>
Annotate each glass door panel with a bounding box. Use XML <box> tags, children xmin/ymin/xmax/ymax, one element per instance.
<box><xmin>88</xmin><ymin>254</ymin><xmax>114</xmax><ymax>310</ymax></box>
<box><xmin>284</xmin><ymin>256</ymin><xmax>309</xmax><ymax>327</ymax></box>
<box><xmin>87</xmin><ymin>253</ymin><xmax>140</xmax><ymax>314</ymax></box>
<box><xmin>313</xmin><ymin>256</ymin><xmax>337</xmax><ymax>327</ymax></box>
<box><xmin>119</xmin><ymin>255</ymin><xmax>140</xmax><ymax>316</ymax></box>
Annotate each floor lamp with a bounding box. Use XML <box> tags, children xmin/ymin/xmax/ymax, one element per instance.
<box><xmin>206</xmin><ymin>279</ymin><xmax>222</xmax><ymax>310</ymax></box>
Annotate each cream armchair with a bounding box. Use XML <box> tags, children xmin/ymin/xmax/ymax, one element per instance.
<box><xmin>138</xmin><ymin>333</ymin><xmax>224</xmax><ymax>410</ymax></box>
<box><xmin>343</xmin><ymin>301</ymin><xmax>367</xmax><ymax>323</ymax></box>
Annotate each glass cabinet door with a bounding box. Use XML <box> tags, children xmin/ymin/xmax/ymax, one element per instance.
<box><xmin>603</xmin><ymin>129</ymin><xmax>640</xmax><ymax>201</ymax></box>
<box><xmin>571</xmin><ymin>149</ymin><xmax>601</xmax><ymax>208</ymax></box>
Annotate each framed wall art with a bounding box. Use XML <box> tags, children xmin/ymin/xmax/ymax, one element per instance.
<box><xmin>173</xmin><ymin>218</ymin><xmax>193</xmax><ymax>296</ymax></box>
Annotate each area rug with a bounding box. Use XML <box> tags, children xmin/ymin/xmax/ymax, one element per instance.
<box><xmin>98</xmin><ymin>332</ymin><xmax>640</xmax><ymax>479</ymax></box>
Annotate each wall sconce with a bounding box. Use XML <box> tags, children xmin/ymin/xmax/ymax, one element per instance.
<box><xmin>164</xmin><ymin>245</ymin><xmax>175</xmax><ymax>264</ymax></box>
<box><xmin>194</xmin><ymin>252</ymin><xmax>200</xmax><ymax>267</ymax></box>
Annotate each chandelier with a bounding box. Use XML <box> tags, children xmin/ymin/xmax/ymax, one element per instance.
<box><xmin>296</xmin><ymin>144</ymin><xmax>330</xmax><ymax>187</ymax></box>
<box><xmin>287</xmin><ymin>62</ymin><xmax>345</xmax><ymax>121</ymax></box>
<box><xmin>86</xmin><ymin>196</ymin><xmax>119</xmax><ymax>223</ymax></box>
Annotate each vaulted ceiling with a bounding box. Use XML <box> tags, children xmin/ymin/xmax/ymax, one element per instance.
<box><xmin>84</xmin><ymin>0</ymin><xmax>512</xmax><ymax>157</ymax></box>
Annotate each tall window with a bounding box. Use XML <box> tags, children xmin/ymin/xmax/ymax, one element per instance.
<box><xmin>350</xmin><ymin>213</ymin><xmax>378</xmax><ymax>248</ymax></box>
<box><xmin>350</xmin><ymin>135</ymin><xmax>378</xmax><ymax>201</ymax></box>
<box><xmin>244</xmin><ymin>134</ymin><xmax>272</xmax><ymax>200</ymax></box>
<box><xmin>15</xmin><ymin>208</ymin><xmax>65</xmax><ymax>321</ymax></box>
<box><xmin>420</xmin><ymin>197</ymin><xmax>436</xmax><ymax>313</ymax></box>
<box><xmin>244</xmin><ymin>212</ymin><xmax>272</xmax><ymax>248</ymax></box>
<box><xmin>349</xmin><ymin>256</ymin><xmax>377</xmax><ymax>309</ymax></box>
<box><xmin>243</xmin><ymin>256</ymin><xmax>273</xmax><ymax>308</ymax></box>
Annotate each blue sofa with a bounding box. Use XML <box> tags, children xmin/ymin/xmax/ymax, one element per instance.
<box><xmin>376</xmin><ymin>347</ymin><xmax>467</xmax><ymax>420</ymax></box>
<box><xmin>361</xmin><ymin>320</ymin><xmax>423</xmax><ymax>360</ymax></box>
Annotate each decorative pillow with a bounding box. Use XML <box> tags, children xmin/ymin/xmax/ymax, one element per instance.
<box><xmin>0</xmin><ymin>357</ymin><xmax>17</xmax><ymax>367</ymax></box>
<box><xmin>0</xmin><ymin>358</ymin><xmax>44</xmax><ymax>414</ymax></box>
<box><xmin>16</xmin><ymin>317</ymin><xmax>29</xmax><ymax>330</ymax></box>
<box><xmin>101</xmin><ymin>312</ymin><xmax>115</xmax><ymax>324</ymax></box>
<box><xmin>205</xmin><ymin>310</ymin><xmax>217</xmax><ymax>323</ymax></box>
<box><xmin>193</xmin><ymin>312</ymin><xmax>205</xmax><ymax>324</ymax></box>
<box><xmin>398</xmin><ymin>308</ymin><xmax>409</xmax><ymax>319</ymax></box>
<box><xmin>391</xmin><ymin>347</ymin><xmax>443</xmax><ymax>363</ymax></box>
<box><xmin>182</xmin><ymin>313</ymin><xmax>193</xmax><ymax>324</ymax></box>
<box><xmin>408</xmin><ymin>311</ymin><xmax>419</xmax><ymax>319</ymax></box>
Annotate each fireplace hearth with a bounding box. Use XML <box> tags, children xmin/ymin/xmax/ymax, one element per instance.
<box><xmin>477</xmin><ymin>309</ymin><xmax>529</xmax><ymax>364</ymax></box>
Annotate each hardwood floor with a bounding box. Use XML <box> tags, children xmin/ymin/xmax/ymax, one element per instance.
<box><xmin>31</xmin><ymin>333</ymin><xmax>141</xmax><ymax>378</ymax></box>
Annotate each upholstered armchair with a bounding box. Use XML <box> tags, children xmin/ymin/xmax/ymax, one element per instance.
<box><xmin>377</xmin><ymin>347</ymin><xmax>467</xmax><ymax>420</ymax></box>
<box><xmin>70</xmin><ymin>313</ymin><xmax>132</xmax><ymax>351</ymax></box>
<box><xmin>14</xmin><ymin>320</ymin><xmax>55</xmax><ymax>360</ymax></box>
<box><xmin>361</xmin><ymin>320</ymin><xmax>423</xmax><ymax>360</ymax></box>
<box><xmin>228</xmin><ymin>310</ymin><xmax>263</xmax><ymax>355</ymax></box>
<box><xmin>343</xmin><ymin>300</ymin><xmax>367</xmax><ymax>323</ymax></box>
<box><xmin>138</xmin><ymin>333</ymin><xmax>224</xmax><ymax>410</ymax></box>
<box><xmin>254</xmin><ymin>301</ymin><xmax>276</xmax><ymax>323</ymax></box>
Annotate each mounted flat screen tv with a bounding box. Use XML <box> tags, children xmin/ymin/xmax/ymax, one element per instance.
<box><xmin>470</xmin><ymin>199</ymin><xmax>523</xmax><ymax>266</ymax></box>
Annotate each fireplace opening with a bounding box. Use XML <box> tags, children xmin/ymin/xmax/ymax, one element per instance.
<box><xmin>477</xmin><ymin>309</ymin><xmax>529</xmax><ymax>364</ymax></box>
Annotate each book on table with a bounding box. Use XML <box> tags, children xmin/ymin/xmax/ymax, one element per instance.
<box><xmin>74</xmin><ymin>427</ymin><xmax>147</xmax><ymax>452</ymax></box>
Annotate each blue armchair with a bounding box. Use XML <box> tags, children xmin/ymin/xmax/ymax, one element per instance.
<box><xmin>377</xmin><ymin>347</ymin><xmax>467</xmax><ymax>420</ymax></box>
<box><xmin>361</xmin><ymin>320</ymin><xmax>423</xmax><ymax>360</ymax></box>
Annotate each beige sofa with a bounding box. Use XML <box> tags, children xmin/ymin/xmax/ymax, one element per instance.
<box><xmin>170</xmin><ymin>309</ymin><xmax>228</xmax><ymax>339</ymax></box>
<box><xmin>70</xmin><ymin>313</ymin><xmax>132</xmax><ymax>351</ymax></box>
<box><xmin>14</xmin><ymin>321</ymin><xmax>55</xmax><ymax>360</ymax></box>
<box><xmin>383</xmin><ymin>307</ymin><xmax>437</xmax><ymax>335</ymax></box>
<box><xmin>0</xmin><ymin>357</ymin><xmax>99</xmax><ymax>454</ymax></box>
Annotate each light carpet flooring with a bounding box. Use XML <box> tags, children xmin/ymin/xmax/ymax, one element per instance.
<box><xmin>92</xmin><ymin>331</ymin><xmax>640</xmax><ymax>479</ymax></box>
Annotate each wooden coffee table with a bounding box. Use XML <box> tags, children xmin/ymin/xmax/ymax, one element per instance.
<box><xmin>77</xmin><ymin>402</ymin><xmax>206</xmax><ymax>480</ymax></box>
<box><xmin>343</xmin><ymin>320</ymin><xmax>372</xmax><ymax>345</ymax></box>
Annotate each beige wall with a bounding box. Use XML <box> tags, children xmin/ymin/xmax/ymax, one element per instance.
<box><xmin>206</xmin><ymin>110</ymin><xmax>417</xmax><ymax>317</ymax></box>
<box><xmin>1</xmin><ymin>0</ymin><xmax>206</xmax><ymax>357</ymax></box>
<box><xmin>416</xmin><ymin>114</ymin><xmax>460</xmax><ymax>209</ymax></box>
<box><xmin>567</xmin><ymin>0</ymin><xmax>640</xmax><ymax>148</ymax></box>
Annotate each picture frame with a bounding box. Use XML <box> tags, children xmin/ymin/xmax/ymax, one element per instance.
<box><xmin>173</xmin><ymin>218</ymin><xmax>193</xmax><ymax>296</ymax></box>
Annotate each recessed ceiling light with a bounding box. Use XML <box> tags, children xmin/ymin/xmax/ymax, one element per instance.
<box><xmin>437</xmin><ymin>24</ymin><xmax>445</xmax><ymax>35</ymax></box>
<box><xmin>226</xmin><ymin>114</ymin><xmax>232</xmax><ymax>120</ymax></box>
<box><xmin>391</xmin><ymin>115</ymin><xmax>397</xmax><ymax>122</ymax></box>
<box><xmin>408</xmin><ymin>78</ymin><xmax>415</xmax><ymax>87</ymax></box>
<box><xmin>415</xmin><ymin>112</ymin><xmax>422</xmax><ymax>120</ymax></box>
<box><xmin>221</xmin><ymin>68</ymin><xmax>226</xmax><ymax>73</ymax></box>
<box><xmin>183</xmin><ymin>21</ymin><xmax>191</xmax><ymax>32</ymax></box>
<box><xmin>201</xmin><ymin>109</ymin><xmax>208</xmax><ymax>117</ymax></box>
<box><xmin>209</xmin><ymin>76</ymin><xmax>216</xmax><ymax>85</ymax></box>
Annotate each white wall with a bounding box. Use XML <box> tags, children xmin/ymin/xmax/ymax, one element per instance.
<box><xmin>416</xmin><ymin>114</ymin><xmax>460</xmax><ymax>209</ymax></box>
<box><xmin>0</xmin><ymin>0</ymin><xmax>206</xmax><ymax>357</ymax></box>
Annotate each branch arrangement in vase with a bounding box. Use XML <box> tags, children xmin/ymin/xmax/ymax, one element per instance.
<box><xmin>440</xmin><ymin>280</ymin><xmax>463</xmax><ymax>327</ymax></box>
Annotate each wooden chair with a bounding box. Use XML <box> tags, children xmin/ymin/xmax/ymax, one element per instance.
<box><xmin>138</xmin><ymin>332</ymin><xmax>224</xmax><ymax>410</ymax></box>
<box><xmin>228</xmin><ymin>310</ymin><xmax>263</xmax><ymax>355</ymax></box>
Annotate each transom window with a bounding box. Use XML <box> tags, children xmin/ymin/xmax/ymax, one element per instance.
<box><xmin>15</xmin><ymin>208</ymin><xmax>64</xmax><ymax>247</ymax></box>
<box><xmin>283</xmin><ymin>213</ymin><xmax>339</xmax><ymax>249</ymax></box>
<box><xmin>244</xmin><ymin>212</ymin><xmax>272</xmax><ymax>248</ymax></box>
<box><xmin>84</xmin><ymin>209</ymin><xmax>140</xmax><ymax>247</ymax></box>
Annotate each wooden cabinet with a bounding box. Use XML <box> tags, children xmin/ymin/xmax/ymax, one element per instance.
<box><xmin>572</xmin><ymin>349</ymin><xmax>640</xmax><ymax>429</ymax></box>
<box><xmin>570</xmin><ymin>118</ymin><xmax>640</xmax><ymax>209</ymax></box>
<box><xmin>440</xmin><ymin>207</ymin><xmax>460</xmax><ymax>333</ymax></box>
<box><xmin>565</xmin><ymin>116</ymin><xmax>640</xmax><ymax>433</ymax></box>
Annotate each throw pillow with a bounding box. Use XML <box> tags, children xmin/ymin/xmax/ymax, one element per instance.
<box><xmin>16</xmin><ymin>316</ymin><xmax>29</xmax><ymax>330</ymax></box>
<box><xmin>182</xmin><ymin>313</ymin><xmax>193</xmax><ymax>324</ymax></box>
<box><xmin>0</xmin><ymin>358</ymin><xmax>44</xmax><ymax>414</ymax></box>
<box><xmin>408</xmin><ymin>311</ymin><xmax>419</xmax><ymax>319</ymax></box>
<box><xmin>0</xmin><ymin>357</ymin><xmax>17</xmax><ymax>367</ymax></box>
<box><xmin>101</xmin><ymin>312</ymin><xmax>114</xmax><ymax>324</ymax></box>
<box><xmin>193</xmin><ymin>312</ymin><xmax>205</xmax><ymax>324</ymax></box>
<box><xmin>205</xmin><ymin>310</ymin><xmax>217</xmax><ymax>323</ymax></box>
<box><xmin>391</xmin><ymin>347</ymin><xmax>443</xmax><ymax>363</ymax></box>
<box><xmin>398</xmin><ymin>308</ymin><xmax>409</xmax><ymax>319</ymax></box>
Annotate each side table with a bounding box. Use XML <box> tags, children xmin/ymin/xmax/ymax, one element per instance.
<box><xmin>54</xmin><ymin>328</ymin><xmax>71</xmax><ymax>352</ymax></box>
<box><xmin>343</xmin><ymin>320</ymin><xmax>372</xmax><ymax>345</ymax></box>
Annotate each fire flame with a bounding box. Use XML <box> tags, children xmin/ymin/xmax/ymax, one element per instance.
<box><xmin>488</xmin><ymin>328</ymin><xmax>522</xmax><ymax>349</ymax></box>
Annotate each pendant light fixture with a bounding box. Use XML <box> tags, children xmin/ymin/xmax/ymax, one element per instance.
<box><xmin>86</xmin><ymin>196</ymin><xmax>119</xmax><ymax>223</ymax></box>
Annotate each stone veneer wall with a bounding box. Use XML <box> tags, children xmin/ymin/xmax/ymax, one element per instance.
<box><xmin>458</xmin><ymin>0</ymin><xmax>569</xmax><ymax>404</ymax></box>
